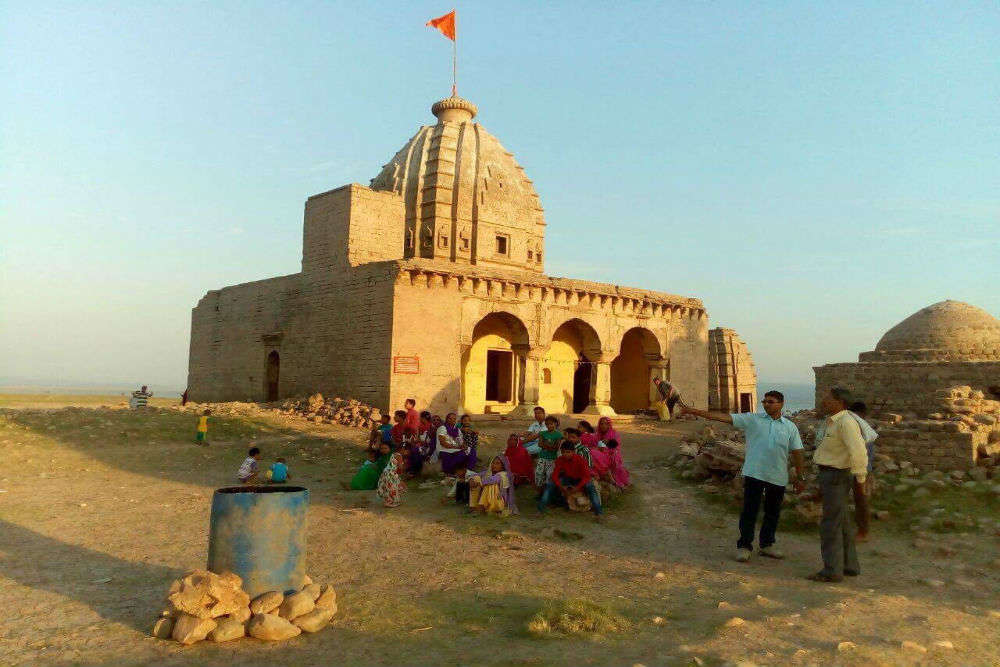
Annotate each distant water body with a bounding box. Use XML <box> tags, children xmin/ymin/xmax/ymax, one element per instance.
<box><xmin>758</xmin><ymin>381</ymin><xmax>815</xmax><ymax>414</ymax></box>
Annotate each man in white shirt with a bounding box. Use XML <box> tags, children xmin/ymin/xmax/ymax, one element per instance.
<box><xmin>808</xmin><ymin>387</ymin><xmax>868</xmax><ymax>583</ymax></box>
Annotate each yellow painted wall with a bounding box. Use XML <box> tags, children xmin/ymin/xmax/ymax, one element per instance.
<box><xmin>539</xmin><ymin>325</ymin><xmax>584</xmax><ymax>414</ymax></box>
<box><xmin>611</xmin><ymin>331</ymin><xmax>651</xmax><ymax>413</ymax></box>
<box><xmin>462</xmin><ymin>319</ymin><xmax>516</xmax><ymax>414</ymax></box>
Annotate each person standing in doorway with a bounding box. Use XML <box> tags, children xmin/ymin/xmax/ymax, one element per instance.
<box><xmin>807</xmin><ymin>387</ymin><xmax>868</xmax><ymax>582</ymax></box>
<box><xmin>681</xmin><ymin>390</ymin><xmax>806</xmax><ymax>563</ymax></box>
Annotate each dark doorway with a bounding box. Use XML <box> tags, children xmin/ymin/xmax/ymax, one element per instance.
<box><xmin>739</xmin><ymin>392</ymin><xmax>752</xmax><ymax>413</ymax></box>
<box><xmin>485</xmin><ymin>350</ymin><xmax>513</xmax><ymax>403</ymax></box>
<box><xmin>266</xmin><ymin>351</ymin><xmax>280</xmax><ymax>401</ymax></box>
<box><xmin>572</xmin><ymin>354</ymin><xmax>592</xmax><ymax>413</ymax></box>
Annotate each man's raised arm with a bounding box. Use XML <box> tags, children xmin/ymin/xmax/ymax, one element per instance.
<box><xmin>679</xmin><ymin>406</ymin><xmax>733</xmax><ymax>424</ymax></box>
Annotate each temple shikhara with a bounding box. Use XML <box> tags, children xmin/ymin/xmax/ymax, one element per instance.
<box><xmin>188</xmin><ymin>95</ymin><xmax>753</xmax><ymax>415</ymax></box>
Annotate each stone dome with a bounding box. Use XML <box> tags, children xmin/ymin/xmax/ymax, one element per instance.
<box><xmin>370</xmin><ymin>96</ymin><xmax>546</xmax><ymax>273</ymax></box>
<box><xmin>858</xmin><ymin>300</ymin><xmax>1000</xmax><ymax>362</ymax></box>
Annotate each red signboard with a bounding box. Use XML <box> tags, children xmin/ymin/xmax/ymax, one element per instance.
<box><xmin>393</xmin><ymin>356</ymin><xmax>420</xmax><ymax>374</ymax></box>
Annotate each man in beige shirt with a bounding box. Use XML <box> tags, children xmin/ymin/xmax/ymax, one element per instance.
<box><xmin>808</xmin><ymin>387</ymin><xmax>868</xmax><ymax>583</ymax></box>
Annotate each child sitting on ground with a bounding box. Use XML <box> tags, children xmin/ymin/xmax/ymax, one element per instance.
<box><xmin>268</xmin><ymin>457</ymin><xmax>290</xmax><ymax>484</ymax></box>
<box><xmin>468</xmin><ymin>455</ymin><xmax>517</xmax><ymax>516</ymax></box>
<box><xmin>238</xmin><ymin>447</ymin><xmax>261</xmax><ymax>484</ymax></box>
<box><xmin>195</xmin><ymin>409</ymin><xmax>211</xmax><ymax>445</ymax></box>
<box><xmin>442</xmin><ymin>464</ymin><xmax>472</xmax><ymax>505</ymax></box>
<box><xmin>503</xmin><ymin>433</ymin><xmax>534</xmax><ymax>486</ymax></box>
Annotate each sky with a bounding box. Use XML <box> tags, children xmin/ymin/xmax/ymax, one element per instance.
<box><xmin>2</xmin><ymin>1</ymin><xmax>999</xmax><ymax>391</ymax></box>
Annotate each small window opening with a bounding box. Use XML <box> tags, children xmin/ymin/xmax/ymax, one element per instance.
<box><xmin>543</xmin><ymin>368</ymin><xmax>552</xmax><ymax>384</ymax></box>
<box><xmin>496</xmin><ymin>235</ymin><xmax>508</xmax><ymax>255</ymax></box>
<box><xmin>527</xmin><ymin>249</ymin><xmax>534</xmax><ymax>260</ymax></box>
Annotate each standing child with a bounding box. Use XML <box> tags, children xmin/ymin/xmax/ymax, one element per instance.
<box><xmin>268</xmin><ymin>457</ymin><xmax>290</xmax><ymax>484</ymax></box>
<box><xmin>196</xmin><ymin>409</ymin><xmax>211</xmax><ymax>445</ymax></box>
<box><xmin>534</xmin><ymin>416</ymin><xmax>563</xmax><ymax>490</ymax></box>
<box><xmin>377</xmin><ymin>449</ymin><xmax>407</xmax><ymax>508</ymax></box>
<box><xmin>238</xmin><ymin>447</ymin><xmax>261</xmax><ymax>484</ymax></box>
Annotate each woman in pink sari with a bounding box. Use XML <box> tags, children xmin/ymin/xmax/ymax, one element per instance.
<box><xmin>595</xmin><ymin>417</ymin><xmax>621</xmax><ymax>449</ymax></box>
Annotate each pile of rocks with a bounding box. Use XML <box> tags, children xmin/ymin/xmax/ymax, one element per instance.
<box><xmin>152</xmin><ymin>569</ymin><xmax>337</xmax><ymax>645</ymax></box>
<box><xmin>278</xmin><ymin>394</ymin><xmax>382</xmax><ymax>430</ymax></box>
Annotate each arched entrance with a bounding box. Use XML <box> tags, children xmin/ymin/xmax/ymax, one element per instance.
<box><xmin>610</xmin><ymin>328</ymin><xmax>661</xmax><ymax>413</ymax></box>
<box><xmin>265</xmin><ymin>350</ymin><xmax>280</xmax><ymax>401</ymax></box>
<box><xmin>462</xmin><ymin>313</ymin><xmax>530</xmax><ymax>414</ymax></box>
<box><xmin>540</xmin><ymin>319</ymin><xmax>602</xmax><ymax>414</ymax></box>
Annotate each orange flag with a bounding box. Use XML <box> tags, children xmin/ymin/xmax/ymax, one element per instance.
<box><xmin>426</xmin><ymin>10</ymin><xmax>456</xmax><ymax>41</ymax></box>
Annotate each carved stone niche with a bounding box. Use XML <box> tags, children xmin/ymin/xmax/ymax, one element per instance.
<box><xmin>262</xmin><ymin>332</ymin><xmax>283</xmax><ymax>346</ymax></box>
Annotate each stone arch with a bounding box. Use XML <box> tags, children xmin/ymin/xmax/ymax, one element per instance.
<box><xmin>610</xmin><ymin>327</ymin><xmax>661</xmax><ymax>413</ymax></box>
<box><xmin>461</xmin><ymin>312</ymin><xmax>531</xmax><ymax>414</ymax></box>
<box><xmin>539</xmin><ymin>318</ymin><xmax>603</xmax><ymax>414</ymax></box>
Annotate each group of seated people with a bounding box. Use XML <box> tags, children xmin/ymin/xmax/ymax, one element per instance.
<box><xmin>348</xmin><ymin>400</ymin><xmax>631</xmax><ymax>519</ymax></box>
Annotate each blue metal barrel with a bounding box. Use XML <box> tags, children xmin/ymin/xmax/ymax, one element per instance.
<box><xmin>207</xmin><ymin>485</ymin><xmax>309</xmax><ymax>598</ymax></box>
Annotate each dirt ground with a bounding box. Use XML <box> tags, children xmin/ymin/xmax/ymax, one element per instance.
<box><xmin>1</xmin><ymin>396</ymin><xmax>998</xmax><ymax>667</ymax></box>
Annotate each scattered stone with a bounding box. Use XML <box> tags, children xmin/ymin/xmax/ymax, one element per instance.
<box><xmin>314</xmin><ymin>585</ymin><xmax>337</xmax><ymax>612</ymax></box>
<box><xmin>250</xmin><ymin>591</ymin><xmax>284</xmax><ymax>615</ymax></box>
<box><xmin>228</xmin><ymin>606</ymin><xmax>251</xmax><ymax>623</ymax></box>
<box><xmin>247</xmin><ymin>613</ymin><xmax>301</xmax><ymax>641</ymax></box>
<box><xmin>302</xmin><ymin>574</ymin><xmax>313</xmax><ymax>586</ymax></box>
<box><xmin>301</xmin><ymin>583</ymin><xmax>322</xmax><ymax>601</ymax></box>
<box><xmin>654</xmin><ymin>572</ymin><xmax>666</xmax><ymax>580</ymax></box>
<box><xmin>151</xmin><ymin>616</ymin><xmax>174</xmax><ymax>639</ymax></box>
<box><xmin>651</xmin><ymin>616</ymin><xmax>666</xmax><ymax>625</ymax></box>
<box><xmin>208</xmin><ymin>617</ymin><xmax>246</xmax><ymax>642</ymax></box>
<box><xmin>932</xmin><ymin>640</ymin><xmax>954</xmax><ymax>649</ymax></box>
<box><xmin>293</xmin><ymin>606</ymin><xmax>336</xmax><ymax>633</ymax></box>
<box><xmin>167</xmin><ymin>570</ymin><xmax>250</xmax><ymax>619</ymax></box>
<box><xmin>922</xmin><ymin>579</ymin><xmax>946</xmax><ymax>588</ymax></box>
<box><xmin>723</xmin><ymin>617</ymin><xmax>745</xmax><ymax>628</ymax></box>
<box><xmin>278</xmin><ymin>590</ymin><xmax>315</xmax><ymax>621</ymax></box>
<box><xmin>901</xmin><ymin>640</ymin><xmax>927</xmax><ymax>653</ymax></box>
<box><xmin>717</xmin><ymin>601</ymin><xmax>734</xmax><ymax>610</ymax></box>
<box><xmin>837</xmin><ymin>641</ymin><xmax>857</xmax><ymax>652</ymax></box>
<box><xmin>754</xmin><ymin>595</ymin><xmax>772</xmax><ymax>606</ymax></box>
<box><xmin>171</xmin><ymin>613</ymin><xmax>217</xmax><ymax>645</ymax></box>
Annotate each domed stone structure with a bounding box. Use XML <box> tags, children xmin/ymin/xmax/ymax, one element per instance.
<box><xmin>815</xmin><ymin>300</ymin><xmax>1000</xmax><ymax>470</ymax></box>
<box><xmin>188</xmin><ymin>94</ymin><xmax>709</xmax><ymax>417</ymax></box>
<box><xmin>860</xmin><ymin>300</ymin><xmax>1000</xmax><ymax>362</ymax></box>
<box><xmin>370</xmin><ymin>96</ymin><xmax>546</xmax><ymax>273</ymax></box>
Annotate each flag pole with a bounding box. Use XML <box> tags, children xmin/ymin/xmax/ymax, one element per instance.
<box><xmin>452</xmin><ymin>11</ymin><xmax>458</xmax><ymax>96</ymax></box>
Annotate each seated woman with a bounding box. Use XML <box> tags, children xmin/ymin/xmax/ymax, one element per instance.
<box><xmin>437</xmin><ymin>412</ymin><xmax>476</xmax><ymax>475</ymax></box>
<box><xmin>605</xmin><ymin>438</ymin><xmax>631</xmax><ymax>488</ymax></box>
<box><xmin>577</xmin><ymin>420</ymin><xmax>598</xmax><ymax>449</ymax></box>
<box><xmin>595</xmin><ymin>416</ymin><xmax>621</xmax><ymax>449</ymax></box>
<box><xmin>503</xmin><ymin>433</ymin><xmax>534</xmax><ymax>486</ymax></box>
<box><xmin>468</xmin><ymin>455</ymin><xmax>518</xmax><ymax>516</ymax></box>
<box><xmin>350</xmin><ymin>442</ymin><xmax>392</xmax><ymax>490</ymax></box>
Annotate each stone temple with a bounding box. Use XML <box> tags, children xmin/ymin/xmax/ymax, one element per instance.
<box><xmin>815</xmin><ymin>300</ymin><xmax>1000</xmax><ymax>469</ymax></box>
<box><xmin>188</xmin><ymin>95</ymin><xmax>748</xmax><ymax>416</ymax></box>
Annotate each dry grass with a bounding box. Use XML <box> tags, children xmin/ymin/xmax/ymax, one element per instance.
<box><xmin>527</xmin><ymin>599</ymin><xmax>632</xmax><ymax>638</ymax></box>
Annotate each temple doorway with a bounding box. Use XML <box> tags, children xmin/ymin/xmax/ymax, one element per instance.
<box><xmin>265</xmin><ymin>351</ymin><xmax>280</xmax><ymax>401</ymax></box>
<box><xmin>572</xmin><ymin>355</ymin><xmax>592</xmax><ymax>413</ymax></box>
<box><xmin>485</xmin><ymin>349</ymin><xmax>514</xmax><ymax>403</ymax></box>
<box><xmin>739</xmin><ymin>392</ymin><xmax>752</xmax><ymax>413</ymax></box>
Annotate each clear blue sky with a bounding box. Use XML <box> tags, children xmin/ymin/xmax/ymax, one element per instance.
<box><xmin>2</xmin><ymin>1</ymin><xmax>998</xmax><ymax>391</ymax></box>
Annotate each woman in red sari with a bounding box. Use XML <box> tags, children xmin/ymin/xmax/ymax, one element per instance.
<box><xmin>503</xmin><ymin>433</ymin><xmax>534</xmax><ymax>486</ymax></box>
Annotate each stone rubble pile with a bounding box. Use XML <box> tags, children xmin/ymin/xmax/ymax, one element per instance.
<box><xmin>152</xmin><ymin>570</ymin><xmax>337</xmax><ymax>646</ymax></box>
<box><xmin>175</xmin><ymin>393</ymin><xmax>382</xmax><ymax>432</ymax></box>
<box><xmin>278</xmin><ymin>394</ymin><xmax>383</xmax><ymax>430</ymax></box>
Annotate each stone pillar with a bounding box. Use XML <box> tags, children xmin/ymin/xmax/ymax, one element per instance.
<box><xmin>583</xmin><ymin>352</ymin><xmax>616</xmax><ymax>417</ymax></box>
<box><xmin>506</xmin><ymin>347</ymin><xmax>543</xmax><ymax>419</ymax></box>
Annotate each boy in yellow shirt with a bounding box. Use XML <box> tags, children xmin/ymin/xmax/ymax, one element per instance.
<box><xmin>195</xmin><ymin>409</ymin><xmax>211</xmax><ymax>445</ymax></box>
